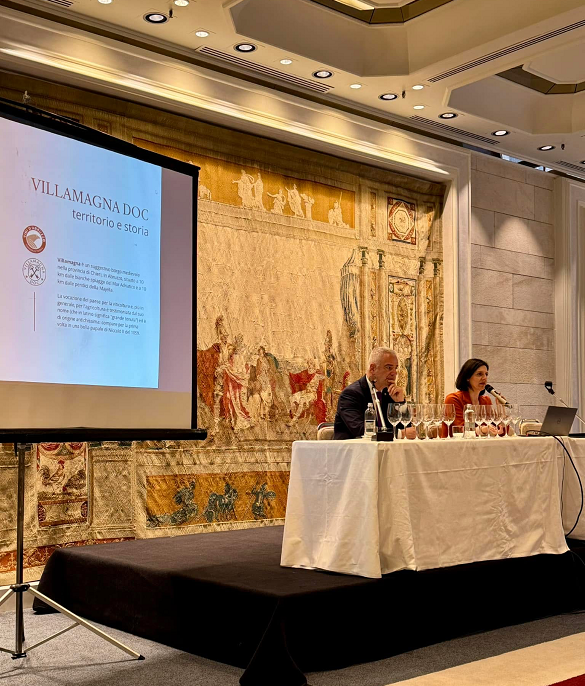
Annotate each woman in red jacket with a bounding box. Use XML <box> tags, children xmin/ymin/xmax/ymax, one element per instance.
<box><xmin>441</xmin><ymin>358</ymin><xmax>492</xmax><ymax>437</ymax></box>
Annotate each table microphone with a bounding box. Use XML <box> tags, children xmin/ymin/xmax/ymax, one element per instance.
<box><xmin>485</xmin><ymin>384</ymin><xmax>510</xmax><ymax>406</ymax></box>
<box><xmin>544</xmin><ymin>381</ymin><xmax>585</xmax><ymax>429</ymax></box>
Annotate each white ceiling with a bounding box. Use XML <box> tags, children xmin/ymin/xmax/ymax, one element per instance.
<box><xmin>2</xmin><ymin>0</ymin><xmax>585</xmax><ymax>176</ymax></box>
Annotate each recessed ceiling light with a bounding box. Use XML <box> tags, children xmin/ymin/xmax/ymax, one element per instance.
<box><xmin>174</xmin><ymin>0</ymin><xmax>189</xmax><ymax>5</ymax></box>
<box><xmin>580</xmin><ymin>161</ymin><xmax>585</xmax><ymax>165</ymax></box>
<box><xmin>144</xmin><ymin>12</ymin><xmax>168</xmax><ymax>23</ymax></box>
<box><xmin>538</xmin><ymin>145</ymin><xmax>555</xmax><ymax>151</ymax></box>
<box><xmin>313</xmin><ymin>70</ymin><xmax>333</xmax><ymax>78</ymax></box>
<box><xmin>492</xmin><ymin>130</ymin><xmax>509</xmax><ymax>136</ymax></box>
<box><xmin>350</xmin><ymin>83</ymin><xmax>362</xmax><ymax>89</ymax></box>
<box><xmin>280</xmin><ymin>58</ymin><xmax>293</xmax><ymax>65</ymax></box>
<box><xmin>195</xmin><ymin>30</ymin><xmax>209</xmax><ymax>38</ymax></box>
<box><xmin>235</xmin><ymin>43</ymin><xmax>256</xmax><ymax>52</ymax></box>
<box><xmin>379</xmin><ymin>93</ymin><xmax>398</xmax><ymax>101</ymax></box>
<box><xmin>413</xmin><ymin>105</ymin><xmax>425</xmax><ymax>110</ymax></box>
<box><xmin>412</xmin><ymin>84</ymin><xmax>424</xmax><ymax>90</ymax></box>
<box><xmin>439</xmin><ymin>112</ymin><xmax>458</xmax><ymax>119</ymax></box>
<box><xmin>98</xmin><ymin>0</ymin><xmax>112</xmax><ymax>4</ymax></box>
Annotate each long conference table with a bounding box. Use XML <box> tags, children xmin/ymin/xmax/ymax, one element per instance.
<box><xmin>281</xmin><ymin>436</ymin><xmax>585</xmax><ymax>578</ymax></box>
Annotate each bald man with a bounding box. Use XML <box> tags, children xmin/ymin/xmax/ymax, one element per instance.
<box><xmin>333</xmin><ymin>347</ymin><xmax>407</xmax><ymax>440</ymax></box>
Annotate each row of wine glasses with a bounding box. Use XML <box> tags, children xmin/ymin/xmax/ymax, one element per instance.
<box><xmin>386</xmin><ymin>403</ymin><xmax>456</xmax><ymax>440</ymax></box>
<box><xmin>465</xmin><ymin>404</ymin><xmax>522</xmax><ymax>438</ymax></box>
<box><xmin>385</xmin><ymin>403</ymin><xmax>523</xmax><ymax>440</ymax></box>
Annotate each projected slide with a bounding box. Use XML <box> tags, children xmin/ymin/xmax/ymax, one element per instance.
<box><xmin>0</xmin><ymin>119</ymin><xmax>162</xmax><ymax>388</ymax></box>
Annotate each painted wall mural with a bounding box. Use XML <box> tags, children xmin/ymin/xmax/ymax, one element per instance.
<box><xmin>0</xmin><ymin>75</ymin><xmax>445</xmax><ymax>582</ymax></box>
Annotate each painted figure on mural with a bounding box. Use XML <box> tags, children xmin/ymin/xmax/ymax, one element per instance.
<box><xmin>212</xmin><ymin>316</ymin><xmax>231</xmax><ymax>434</ymax></box>
<box><xmin>250</xmin><ymin>482</ymin><xmax>276</xmax><ymax>519</ymax></box>
<box><xmin>253</xmin><ymin>172</ymin><xmax>265</xmax><ymax>210</ymax></box>
<box><xmin>286</xmin><ymin>183</ymin><xmax>304</xmax><ymax>218</ymax></box>
<box><xmin>232</xmin><ymin>170</ymin><xmax>255</xmax><ymax>208</ymax></box>
<box><xmin>322</xmin><ymin>330</ymin><xmax>337</xmax><ymax>419</ymax></box>
<box><xmin>268</xmin><ymin>188</ymin><xmax>286</xmax><ymax>214</ymax></box>
<box><xmin>301</xmin><ymin>192</ymin><xmax>315</xmax><ymax>220</ymax></box>
<box><xmin>288</xmin><ymin>361</ymin><xmax>326</xmax><ymax>425</ymax></box>
<box><xmin>198</xmin><ymin>184</ymin><xmax>212</xmax><ymax>201</ymax></box>
<box><xmin>328</xmin><ymin>199</ymin><xmax>348</xmax><ymax>227</ymax></box>
<box><xmin>203</xmin><ymin>482</ymin><xmax>238</xmax><ymax>522</ymax></box>
<box><xmin>223</xmin><ymin>334</ymin><xmax>253</xmax><ymax>431</ymax></box>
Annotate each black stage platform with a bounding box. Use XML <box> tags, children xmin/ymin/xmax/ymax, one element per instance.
<box><xmin>34</xmin><ymin>526</ymin><xmax>585</xmax><ymax>686</ymax></box>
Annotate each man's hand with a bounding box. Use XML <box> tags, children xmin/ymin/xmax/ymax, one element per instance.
<box><xmin>404</xmin><ymin>426</ymin><xmax>417</xmax><ymax>440</ymax></box>
<box><xmin>387</xmin><ymin>383</ymin><xmax>405</xmax><ymax>403</ymax></box>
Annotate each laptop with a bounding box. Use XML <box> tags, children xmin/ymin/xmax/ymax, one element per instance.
<box><xmin>539</xmin><ymin>406</ymin><xmax>578</xmax><ymax>436</ymax></box>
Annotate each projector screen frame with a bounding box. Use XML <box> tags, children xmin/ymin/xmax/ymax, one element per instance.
<box><xmin>0</xmin><ymin>96</ymin><xmax>203</xmax><ymax>437</ymax></box>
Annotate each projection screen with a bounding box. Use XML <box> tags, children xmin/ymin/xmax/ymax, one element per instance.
<box><xmin>0</xmin><ymin>101</ymin><xmax>198</xmax><ymax>430</ymax></box>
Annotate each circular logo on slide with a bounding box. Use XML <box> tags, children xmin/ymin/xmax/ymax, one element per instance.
<box><xmin>23</xmin><ymin>258</ymin><xmax>46</xmax><ymax>286</ymax></box>
<box><xmin>23</xmin><ymin>225</ymin><xmax>46</xmax><ymax>254</ymax></box>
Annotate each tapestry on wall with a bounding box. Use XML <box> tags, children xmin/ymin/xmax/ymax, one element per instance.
<box><xmin>0</xmin><ymin>74</ymin><xmax>445</xmax><ymax>579</ymax></box>
<box><xmin>36</xmin><ymin>442</ymin><xmax>88</xmax><ymax>528</ymax></box>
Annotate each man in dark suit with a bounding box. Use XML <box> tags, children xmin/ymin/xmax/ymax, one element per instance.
<box><xmin>333</xmin><ymin>347</ymin><xmax>408</xmax><ymax>440</ymax></box>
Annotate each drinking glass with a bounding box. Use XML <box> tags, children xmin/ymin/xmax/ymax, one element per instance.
<box><xmin>478</xmin><ymin>405</ymin><xmax>489</xmax><ymax>438</ymax></box>
<box><xmin>400</xmin><ymin>404</ymin><xmax>412</xmax><ymax>440</ymax></box>
<box><xmin>422</xmin><ymin>404</ymin><xmax>435</xmax><ymax>439</ymax></box>
<box><xmin>410</xmin><ymin>403</ymin><xmax>424</xmax><ymax>440</ymax></box>
<box><xmin>473</xmin><ymin>404</ymin><xmax>482</xmax><ymax>437</ymax></box>
<box><xmin>487</xmin><ymin>405</ymin><xmax>499</xmax><ymax>438</ymax></box>
<box><xmin>387</xmin><ymin>403</ymin><xmax>403</xmax><ymax>441</ymax></box>
<box><xmin>501</xmin><ymin>404</ymin><xmax>512</xmax><ymax>437</ymax></box>
<box><xmin>508</xmin><ymin>403</ymin><xmax>522</xmax><ymax>436</ymax></box>
<box><xmin>442</xmin><ymin>404</ymin><xmax>455</xmax><ymax>439</ymax></box>
<box><xmin>452</xmin><ymin>425</ymin><xmax>465</xmax><ymax>439</ymax></box>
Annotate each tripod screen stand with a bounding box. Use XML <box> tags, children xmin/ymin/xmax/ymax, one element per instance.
<box><xmin>0</xmin><ymin>427</ymin><xmax>206</xmax><ymax>661</ymax></box>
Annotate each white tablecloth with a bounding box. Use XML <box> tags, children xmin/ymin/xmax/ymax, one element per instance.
<box><xmin>281</xmin><ymin>437</ymin><xmax>569</xmax><ymax>578</ymax></box>
<box><xmin>559</xmin><ymin>437</ymin><xmax>585</xmax><ymax>540</ymax></box>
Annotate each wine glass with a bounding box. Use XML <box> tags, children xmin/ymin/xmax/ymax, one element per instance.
<box><xmin>387</xmin><ymin>403</ymin><xmax>402</xmax><ymax>441</ymax></box>
<box><xmin>422</xmin><ymin>404</ymin><xmax>435</xmax><ymax>439</ymax></box>
<box><xmin>410</xmin><ymin>403</ymin><xmax>423</xmax><ymax>440</ymax></box>
<box><xmin>508</xmin><ymin>403</ymin><xmax>522</xmax><ymax>436</ymax></box>
<box><xmin>478</xmin><ymin>405</ymin><xmax>489</xmax><ymax>438</ymax></box>
<box><xmin>500</xmin><ymin>404</ymin><xmax>512</xmax><ymax>437</ymax></box>
<box><xmin>442</xmin><ymin>404</ymin><xmax>455</xmax><ymax>439</ymax></box>
<box><xmin>400</xmin><ymin>403</ymin><xmax>412</xmax><ymax>440</ymax></box>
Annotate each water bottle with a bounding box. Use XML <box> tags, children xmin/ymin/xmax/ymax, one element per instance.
<box><xmin>464</xmin><ymin>404</ymin><xmax>476</xmax><ymax>439</ymax></box>
<box><xmin>364</xmin><ymin>403</ymin><xmax>376</xmax><ymax>438</ymax></box>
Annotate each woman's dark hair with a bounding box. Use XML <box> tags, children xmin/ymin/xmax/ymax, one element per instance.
<box><xmin>455</xmin><ymin>358</ymin><xmax>489</xmax><ymax>392</ymax></box>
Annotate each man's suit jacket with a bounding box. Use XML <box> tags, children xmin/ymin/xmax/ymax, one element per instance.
<box><xmin>333</xmin><ymin>375</ymin><xmax>393</xmax><ymax>440</ymax></box>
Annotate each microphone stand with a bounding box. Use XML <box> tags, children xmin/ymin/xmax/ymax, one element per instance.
<box><xmin>367</xmin><ymin>378</ymin><xmax>388</xmax><ymax>431</ymax></box>
<box><xmin>553</xmin><ymin>395</ymin><xmax>585</xmax><ymax>430</ymax></box>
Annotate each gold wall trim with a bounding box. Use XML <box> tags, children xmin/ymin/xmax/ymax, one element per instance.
<box><xmin>310</xmin><ymin>0</ymin><xmax>455</xmax><ymax>24</ymax></box>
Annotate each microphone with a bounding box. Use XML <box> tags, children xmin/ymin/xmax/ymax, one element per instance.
<box><xmin>485</xmin><ymin>384</ymin><xmax>510</xmax><ymax>406</ymax></box>
<box><xmin>543</xmin><ymin>381</ymin><xmax>585</xmax><ymax>429</ymax></box>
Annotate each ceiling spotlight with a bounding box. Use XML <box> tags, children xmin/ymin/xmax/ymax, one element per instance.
<box><xmin>492</xmin><ymin>130</ymin><xmax>509</xmax><ymax>136</ymax></box>
<box><xmin>439</xmin><ymin>112</ymin><xmax>458</xmax><ymax>119</ymax></box>
<box><xmin>174</xmin><ymin>0</ymin><xmax>189</xmax><ymax>5</ymax></box>
<box><xmin>379</xmin><ymin>93</ymin><xmax>398</xmax><ymax>101</ymax></box>
<box><xmin>413</xmin><ymin>105</ymin><xmax>425</xmax><ymax>110</ymax></box>
<box><xmin>144</xmin><ymin>12</ymin><xmax>168</xmax><ymax>23</ymax></box>
<box><xmin>280</xmin><ymin>58</ymin><xmax>293</xmax><ymax>65</ymax></box>
<box><xmin>195</xmin><ymin>30</ymin><xmax>209</xmax><ymax>37</ymax></box>
<box><xmin>98</xmin><ymin>0</ymin><xmax>112</xmax><ymax>4</ymax></box>
<box><xmin>580</xmin><ymin>161</ymin><xmax>585</xmax><ymax>165</ymax></box>
<box><xmin>313</xmin><ymin>70</ymin><xmax>333</xmax><ymax>78</ymax></box>
<box><xmin>412</xmin><ymin>84</ymin><xmax>424</xmax><ymax>90</ymax></box>
<box><xmin>235</xmin><ymin>43</ymin><xmax>256</xmax><ymax>52</ymax></box>
<box><xmin>350</xmin><ymin>83</ymin><xmax>362</xmax><ymax>89</ymax></box>
<box><xmin>538</xmin><ymin>145</ymin><xmax>555</xmax><ymax>151</ymax></box>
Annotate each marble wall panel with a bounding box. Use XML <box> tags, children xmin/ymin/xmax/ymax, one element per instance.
<box><xmin>525</xmin><ymin>168</ymin><xmax>555</xmax><ymax>190</ymax></box>
<box><xmin>471</xmin><ymin>170</ymin><xmax>535</xmax><ymax>220</ymax></box>
<box><xmin>513</xmin><ymin>275</ymin><xmax>554</xmax><ymax>313</ymax></box>
<box><xmin>475</xmin><ymin>246</ymin><xmax>546</xmax><ymax>278</ymax></box>
<box><xmin>472</xmin><ymin>304</ymin><xmax>554</xmax><ymax>329</ymax></box>
<box><xmin>471</xmin><ymin>268</ymin><xmax>513</xmax><ymax>308</ymax></box>
<box><xmin>474</xmin><ymin>154</ymin><xmax>527</xmax><ymax>183</ymax></box>
<box><xmin>471</xmin><ymin>207</ymin><xmax>495</xmax><ymax>246</ymax></box>
<box><xmin>494</xmin><ymin>214</ymin><xmax>554</xmax><ymax>258</ymax></box>
<box><xmin>472</xmin><ymin>321</ymin><xmax>553</xmax><ymax>350</ymax></box>
<box><xmin>534</xmin><ymin>187</ymin><xmax>554</xmax><ymax>225</ymax></box>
